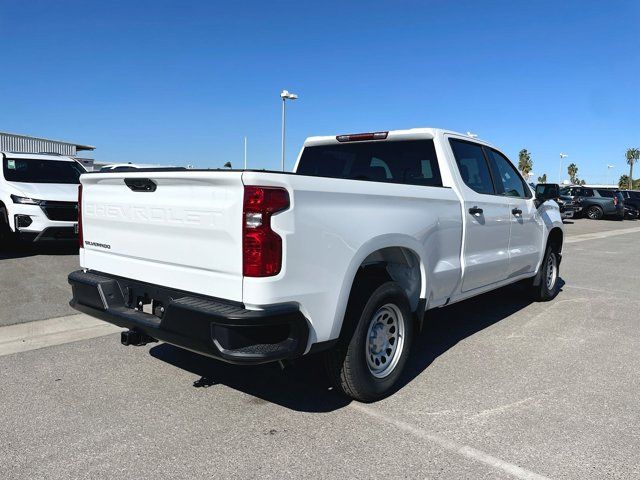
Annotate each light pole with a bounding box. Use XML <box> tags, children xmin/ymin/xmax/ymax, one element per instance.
<box><xmin>280</xmin><ymin>89</ymin><xmax>298</xmax><ymax>171</ymax></box>
<box><xmin>607</xmin><ymin>164</ymin><xmax>614</xmax><ymax>185</ymax></box>
<box><xmin>559</xmin><ymin>153</ymin><xmax>568</xmax><ymax>183</ymax></box>
<box><xmin>244</xmin><ymin>137</ymin><xmax>247</xmax><ymax>170</ymax></box>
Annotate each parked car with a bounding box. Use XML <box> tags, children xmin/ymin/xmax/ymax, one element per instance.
<box><xmin>559</xmin><ymin>186</ymin><xmax>624</xmax><ymax>220</ymax></box>
<box><xmin>0</xmin><ymin>152</ymin><xmax>85</xmax><ymax>243</ymax></box>
<box><xmin>624</xmin><ymin>204</ymin><xmax>639</xmax><ymax>220</ymax></box>
<box><xmin>99</xmin><ymin>163</ymin><xmax>142</xmax><ymax>172</ymax></box>
<box><xmin>537</xmin><ymin>183</ymin><xmax>581</xmax><ymax>219</ymax></box>
<box><xmin>620</xmin><ymin>190</ymin><xmax>640</xmax><ymax>212</ymax></box>
<box><xmin>68</xmin><ymin>128</ymin><xmax>564</xmax><ymax>401</ymax></box>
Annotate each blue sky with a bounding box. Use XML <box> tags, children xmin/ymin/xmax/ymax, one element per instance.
<box><xmin>0</xmin><ymin>0</ymin><xmax>638</xmax><ymax>183</ymax></box>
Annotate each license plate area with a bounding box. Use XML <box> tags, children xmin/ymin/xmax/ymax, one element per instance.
<box><xmin>122</xmin><ymin>284</ymin><xmax>170</xmax><ymax>319</ymax></box>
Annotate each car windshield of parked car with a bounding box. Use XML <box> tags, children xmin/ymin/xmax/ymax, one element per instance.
<box><xmin>2</xmin><ymin>158</ymin><xmax>85</xmax><ymax>184</ymax></box>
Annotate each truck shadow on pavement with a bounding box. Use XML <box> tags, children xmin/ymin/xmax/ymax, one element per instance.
<box><xmin>150</xmin><ymin>281</ymin><xmax>564</xmax><ymax>412</ymax></box>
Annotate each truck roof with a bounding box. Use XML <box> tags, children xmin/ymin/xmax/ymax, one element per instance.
<box><xmin>303</xmin><ymin>127</ymin><xmax>494</xmax><ymax>148</ymax></box>
<box><xmin>1</xmin><ymin>151</ymin><xmax>78</xmax><ymax>162</ymax></box>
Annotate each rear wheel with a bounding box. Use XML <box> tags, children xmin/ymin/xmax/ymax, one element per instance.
<box><xmin>324</xmin><ymin>281</ymin><xmax>414</xmax><ymax>402</ymax></box>
<box><xmin>586</xmin><ymin>205</ymin><xmax>603</xmax><ymax>220</ymax></box>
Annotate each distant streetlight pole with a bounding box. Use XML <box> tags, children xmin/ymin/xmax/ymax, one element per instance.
<box><xmin>280</xmin><ymin>89</ymin><xmax>298</xmax><ymax>172</ymax></box>
<box><xmin>559</xmin><ymin>153</ymin><xmax>568</xmax><ymax>183</ymax></box>
<box><xmin>607</xmin><ymin>164</ymin><xmax>614</xmax><ymax>185</ymax></box>
<box><xmin>244</xmin><ymin>137</ymin><xmax>247</xmax><ymax>170</ymax></box>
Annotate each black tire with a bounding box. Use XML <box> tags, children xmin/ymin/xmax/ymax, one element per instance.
<box><xmin>586</xmin><ymin>205</ymin><xmax>603</xmax><ymax>220</ymax></box>
<box><xmin>324</xmin><ymin>281</ymin><xmax>414</xmax><ymax>402</ymax></box>
<box><xmin>0</xmin><ymin>205</ymin><xmax>15</xmax><ymax>248</ymax></box>
<box><xmin>530</xmin><ymin>246</ymin><xmax>560</xmax><ymax>301</ymax></box>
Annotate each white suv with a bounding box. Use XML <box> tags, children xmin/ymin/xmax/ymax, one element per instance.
<box><xmin>0</xmin><ymin>152</ymin><xmax>85</xmax><ymax>243</ymax></box>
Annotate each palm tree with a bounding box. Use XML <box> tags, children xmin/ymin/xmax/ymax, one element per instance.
<box><xmin>567</xmin><ymin>163</ymin><xmax>578</xmax><ymax>184</ymax></box>
<box><xmin>625</xmin><ymin>148</ymin><xmax>640</xmax><ymax>190</ymax></box>
<box><xmin>518</xmin><ymin>149</ymin><xmax>533</xmax><ymax>180</ymax></box>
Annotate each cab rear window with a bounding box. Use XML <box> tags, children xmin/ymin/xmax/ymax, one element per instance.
<box><xmin>296</xmin><ymin>140</ymin><xmax>443</xmax><ymax>187</ymax></box>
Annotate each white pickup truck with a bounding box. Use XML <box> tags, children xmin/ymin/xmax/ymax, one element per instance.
<box><xmin>69</xmin><ymin>128</ymin><xmax>563</xmax><ymax>401</ymax></box>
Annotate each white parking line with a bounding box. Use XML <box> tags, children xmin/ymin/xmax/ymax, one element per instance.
<box><xmin>0</xmin><ymin>314</ymin><xmax>122</xmax><ymax>357</ymax></box>
<box><xmin>565</xmin><ymin>226</ymin><xmax>640</xmax><ymax>244</ymax></box>
<box><xmin>350</xmin><ymin>403</ymin><xmax>551</xmax><ymax>480</ymax></box>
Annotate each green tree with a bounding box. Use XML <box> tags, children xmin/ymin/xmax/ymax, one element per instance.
<box><xmin>567</xmin><ymin>163</ymin><xmax>578</xmax><ymax>184</ymax></box>
<box><xmin>518</xmin><ymin>149</ymin><xmax>533</xmax><ymax>180</ymax></box>
<box><xmin>625</xmin><ymin>148</ymin><xmax>640</xmax><ymax>190</ymax></box>
<box><xmin>537</xmin><ymin>173</ymin><xmax>547</xmax><ymax>183</ymax></box>
<box><xmin>619</xmin><ymin>174</ymin><xmax>630</xmax><ymax>189</ymax></box>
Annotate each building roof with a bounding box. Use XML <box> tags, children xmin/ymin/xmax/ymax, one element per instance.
<box><xmin>0</xmin><ymin>131</ymin><xmax>95</xmax><ymax>152</ymax></box>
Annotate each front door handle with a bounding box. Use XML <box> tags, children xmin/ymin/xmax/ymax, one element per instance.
<box><xmin>512</xmin><ymin>208</ymin><xmax>522</xmax><ymax>216</ymax></box>
<box><xmin>469</xmin><ymin>206</ymin><xmax>483</xmax><ymax>216</ymax></box>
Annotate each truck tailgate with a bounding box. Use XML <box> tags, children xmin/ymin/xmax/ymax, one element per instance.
<box><xmin>80</xmin><ymin>171</ymin><xmax>244</xmax><ymax>301</ymax></box>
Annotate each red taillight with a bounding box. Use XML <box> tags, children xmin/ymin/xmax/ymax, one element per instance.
<box><xmin>613</xmin><ymin>196</ymin><xmax>618</xmax><ymax>206</ymax></box>
<box><xmin>77</xmin><ymin>184</ymin><xmax>83</xmax><ymax>248</ymax></box>
<box><xmin>243</xmin><ymin>186</ymin><xmax>290</xmax><ymax>277</ymax></box>
<box><xmin>336</xmin><ymin>131</ymin><xmax>388</xmax><ymax>142</ymax></box>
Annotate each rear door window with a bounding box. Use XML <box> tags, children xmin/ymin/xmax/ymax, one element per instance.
<box><xmin>596</xmin><ymin>189</ymin><xmax>614</xmax><ymax>198</ymax></box>
<box><xmin>296</xmin><ymin>139</ymin><xmax>442</xmax><ymax>187</ymax></box>
<box><xmin>448</xmin><ymin>139</ymin><xmax>495</xmax><ymax>195</ymax></box>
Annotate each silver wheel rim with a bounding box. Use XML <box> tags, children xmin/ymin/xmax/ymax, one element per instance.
<box><xmin>365</xmin><ymin>303</ymin><xmax>405</xmax><ymax>378</ymax></box>
<box><xmin>588</xmin><ymin>207</ymin><xmax>599</xmax><ymax>219</ymax></box>
<box><xmin>545</xmin><ymin>253</ymin><xmax>557</xmax><ymax>290</ymax></box>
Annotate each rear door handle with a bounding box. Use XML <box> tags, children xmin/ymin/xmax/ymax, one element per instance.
<box><xmin>468</xmin><ymin>206</ymin><xmax>483</xmax><ymax>216</ymax></box>
<box><xmin>511</xmin><ymin>208</ymin><xmax>522</xmax><ymax>216</ymax></box>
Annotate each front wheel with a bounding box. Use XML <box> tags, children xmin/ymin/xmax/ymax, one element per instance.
<box><xmin>530</xmin><ymin>246</ymin><xmax>560</xmax><ymax>301</ymax></box>
<box><xmin>0</xmin><ymin>206</ymin><xmax>15</xmax><ymax>248</ymax></box>
<box><xmin>324</xmin><ymin>281</ymin><xmax>414</xmax><ymax>402</ymax></box>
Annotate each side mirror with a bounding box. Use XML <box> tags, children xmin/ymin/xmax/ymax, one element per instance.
<box><xmin>535</xmin><ymin>183</ymin><xmax>560</xmax><ymax>207</ymax></box>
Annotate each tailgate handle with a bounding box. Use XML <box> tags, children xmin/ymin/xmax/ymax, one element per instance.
<box><xmin>124</xmin><ymin>178</ymin><xmax>157</xmax><ymax>192</ymax></box>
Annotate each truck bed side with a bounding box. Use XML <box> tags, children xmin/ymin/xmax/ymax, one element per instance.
<box><xmin>241</xmin><ymin>171</ymin><xmax>463</xmax><ymax>345</ymax></box>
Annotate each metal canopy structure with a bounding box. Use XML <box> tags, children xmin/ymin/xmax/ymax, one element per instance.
<box><xmin>0</xmin><ymin>131</ymin><xmax>95</xmax><ymax>156</ymax></box>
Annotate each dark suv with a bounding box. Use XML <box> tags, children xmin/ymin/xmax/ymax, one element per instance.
<box><xmin>620</xmin><ymin>190</ymin><xmax>640</xmax><ymax>210</ymax></box>
<box><xmin>560</xmin><ymin>186</ymin><xmax>624</xmax><ymax>220</ymax></box>
<box><xmin>619</xmin><ymin>190</ymin><xmax>640</xmax><ymax>219</ymax></box>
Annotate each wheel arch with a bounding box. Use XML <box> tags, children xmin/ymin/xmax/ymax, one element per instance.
<box><xmin>547</xmin><ymin>226</ymin><xmax>563</xmax><ymax>255</ymax></box>
<box><xmin>330</xmin><ymin>235</ymin><xmax>428</xmax><ymax>340</ymax></box>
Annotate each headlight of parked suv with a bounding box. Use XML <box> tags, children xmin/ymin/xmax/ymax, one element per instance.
<box><xmin>10</xmin><ymin>195</ymin><xmax>42</xmax><ymax>205</ymax></box>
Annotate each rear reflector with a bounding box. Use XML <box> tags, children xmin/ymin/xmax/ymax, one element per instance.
<box><xmin>78</xmin><ymin>184</ymin><xmax>83</xmax><ymax>248</ymax></box>
<box><xmin>336</xmin><ymin>131</ymin><xmax>388</xmax><ymax>142</ymax></box>
<box><xmin>243</xmin><ymin>186</ymin><xmax>290</xmax><ymax>277</ymax></box>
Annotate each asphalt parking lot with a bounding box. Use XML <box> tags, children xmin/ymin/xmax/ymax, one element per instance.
<box><xmin>1</xmin><ymin>219</ymin><xmax>639</xmax><ymax>479</ymax></box>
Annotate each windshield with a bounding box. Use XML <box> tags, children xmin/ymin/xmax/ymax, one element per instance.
<box><xmin>2</xmin><ymin>157</ymin><xmax>85</xmax><ymax>184</ymax></box>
